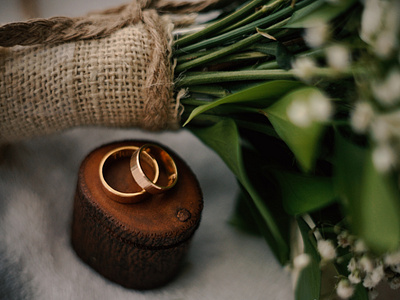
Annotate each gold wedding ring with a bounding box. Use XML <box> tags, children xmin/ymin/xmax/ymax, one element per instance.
<box><xmin>99</xmin><ymin>146</ymin><xmax>159</xmax><ymax>203</ymax></box>
<box><xmin>130</xmin><ymin>144</ymin><xmax>178</xmax><ymax>194</ymax></box>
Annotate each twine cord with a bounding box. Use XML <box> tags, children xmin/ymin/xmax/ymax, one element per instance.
<box><xmin>0</xmin><ymin>0</ymin><xmax>222</xmax><ymax>47</ymax></box>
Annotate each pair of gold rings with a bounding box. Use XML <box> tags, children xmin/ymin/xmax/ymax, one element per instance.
<box><xmin>99</xmin><ymin>144</ymin><xmax>178</xmax><ymax>204</ymax></box>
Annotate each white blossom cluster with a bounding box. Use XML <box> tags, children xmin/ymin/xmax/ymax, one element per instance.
<box><xmin>291</xmin><ymin>0</ymin><xmax>400</xmax><ymax>174</ymax></box>
<box><xmin>292</xmin><ymin>225</ymin><xmax>400</xmax><ymax>299</ymax></box>
<box><xmin>360</xmin><ymin>0</ymin><xmax>400</xmax><ymax>59</ymax></box>
<box><xmin>288</xmin><ymin>0</ymin><xmax>400</xmax><ymax>298</ymax></box>
<box><xmin>351</xmin><ymin>0</ymin><xmax>400</xmax><ymax>174</ymax></box>
<box><xmin>328</xmin><ymin>229</ymin><xmax>400</xmax><ymax>299</ymax></box>
<box><xmin>286</xmin><ymin>90</ymin><xmax>333</xmax><ymax>127</ymax></box>
<box><xmin>351</xmin><ymin>102</ymin><xmax>400</xmax><ymax>173</ymax></box>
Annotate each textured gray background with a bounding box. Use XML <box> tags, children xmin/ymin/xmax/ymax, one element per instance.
<box><xmin>0</xmin><ymin>1</ymin><xmax>294</xmax><ymax>299</ymax></box>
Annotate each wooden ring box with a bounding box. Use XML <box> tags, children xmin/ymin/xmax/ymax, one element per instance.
<box><xmin>71</xmin><ymin>140</ymin><xmax>203</xmax><ymax>289</ymax></box>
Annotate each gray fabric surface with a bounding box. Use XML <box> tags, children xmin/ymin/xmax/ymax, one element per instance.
<box><xmin>0</xmin><ymin>1</ymin><xmax>294</xmax><ymax>299</ymax></box>
<box><xmin>0</xmin><ymin>128</ymin><xmax>294</xmax><ymax>300</ymax></box>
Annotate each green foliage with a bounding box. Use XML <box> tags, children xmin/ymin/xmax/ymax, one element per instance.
<box><xmin>335</xmin><ymin>132</ymin><xmax>400</xmax><ymax>253</ymax></box>
<box><xmin>190</xmin><ymin>119</ymin><xmax>290</xmax><ymax>264</ymax></box>
<box><xmin>273</xmin><ymin>170</ymin><xmax>336</xmax><ymax>215</ymax></box>
<box><xmin>229</xmin><ymin>192</ymin><xmax>262</xmax><ymax>236</ymax></box>
<box><xmin>183</xmin><ymin>80</ymin><xmax>303</xmax><ymax>126</ymax></box>
<box><xmin>263</xmin><ymin>87</ymin><xmax>328</xmax><ymax>172</ymax></box>
<box><xmin>285</xmin><ymin>0</ymin><xmax>357</xmax><ymax>28</ymax></box>
<box><xmin>174</xmin><ymin>0</ymin><xmax>400</xmax><ymax>297</ymax></box>
<box><xmin>295</xmin><ymin>217</ymin><xmax>321</xmax><ymax>300</ymax></box>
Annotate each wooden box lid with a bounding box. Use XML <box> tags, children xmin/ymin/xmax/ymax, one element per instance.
<box><xmin>71</xmin><ymin>140</ymin><xmax>203</xmax><ymax>289</ymax></box>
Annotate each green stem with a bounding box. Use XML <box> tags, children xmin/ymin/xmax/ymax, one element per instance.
<box><xmin>176</xmin><ymin>66</ymin><xmax>355</xmax><ymax>87</ymax></box>
<box><xmin>181</xmin><ymin>98</ymin><xmax>214</xmax><ymax>106</ymax></box>
<box><xmin>187</xmin><ymin>85</ymin><xmax>230</xmax><ymax>98</ymax></box>
<box><xmin>174</xmin><ymin>0</ymin><xmax>268</xmax><ymax>48</ymax></box>
<box><xmin>175</xmin><ymin>33</ymin><xmax>263</xmax><ymax>72</ymax></box>
<box><xmin>219</xmin><ymin>0</ymin><xmax>289</xmax><ymax>34</ymax></box>
<box><xmin>176</xmin><ymin>69</ymin><xmax>295</xmax><ymax>86</ymax></box>
<box><xmin>182</xmin><ymin>113</ymin><xmax>279</xmax><ymax>138</ymax></box>
<box><xmin>255</xmin><ymin>60</ymin><xmax>279</xmax><ymax>70</ymax></box>
<box><xmin>255</xmin><ymin>48</ymin><xmax>324</xmax><ymax>70</ymax></box>
<box><xmin>176</xmin><ymin>49</ymin><xmax>218</xmax><ymax>64</ymax></box>
<box><xmin>174</xmin><ymin>0</ymin><xmax>314</xmax><ymax>55</ymax></box>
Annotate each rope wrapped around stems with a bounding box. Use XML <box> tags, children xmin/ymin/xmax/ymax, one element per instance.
<box><xmin>0</xmin><ymin>0</ymin><xmax>221</xmax><ymax>143</ymax></box>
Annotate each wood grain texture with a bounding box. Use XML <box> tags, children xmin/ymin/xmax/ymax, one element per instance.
<box><xmin>71</xmin><ymin>140</ymin><xmax>203</xmax><ymax>289</ymax></box>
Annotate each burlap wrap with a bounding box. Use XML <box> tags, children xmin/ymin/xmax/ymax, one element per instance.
<box><xmin>0</xmin><ymin>11</ymin><xmax>181</xmax><ymax>143</ymax></box>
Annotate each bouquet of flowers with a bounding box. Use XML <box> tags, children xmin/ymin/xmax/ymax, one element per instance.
<box><xmin>175</xmin><ymin>0</ymin><xmax>400</xmax><ymax>299</ymax></box>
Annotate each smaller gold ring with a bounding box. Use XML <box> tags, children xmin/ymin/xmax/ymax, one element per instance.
<box><xmin>99</xmin><ymin>146</ymin><xmax>159</xmax><ymax>203</ymax></box>
<box><xmin>130</xmin><ymin>144</ymin><xmax>178</xmax><ymax>194</ymax></box>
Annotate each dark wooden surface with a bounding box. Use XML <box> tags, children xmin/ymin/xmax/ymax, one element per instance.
<box><xmin>71</xmin><ymin>140</ymin><xmax>203</xmax><ymax>289</ymax></box>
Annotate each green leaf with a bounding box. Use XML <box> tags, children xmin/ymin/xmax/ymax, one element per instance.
<box><xmin>285</xmin><ymin>0</ymin><xmax>357</xmax><ymax>28</ymax></box>
<box><xmin>352</xmin><ymin>284</ymin><xmax>369</xmax><ymax>300</ymax></box>
<box><xmin>295</xmin><ymin>217</ymin><xmax>321</xmax><ymax>300</ymax></box>
<box><xmin>229</xmin><ymin>192</ymin><xmax>262</xmax><ymax>236</ymax></box>
<box><xmin>251</xmin><ymin>40</ymin><xmax>293</xmax><ymax>70</ymax></box>
<box><xmin>263</xmin><ymin>87</ymin><xmax>327</xmax><ymax>172</ymax></box>
<box><xmin>358</xmin><ymin>153</ymin><xmax>400</xmax><ymax>253</ymax></box>
<box><xmin>276</xmin><ymin>42</ymin><xmax>293</xmax><ymax>70</ymax></box>
<box><xmin>334</xmin><ymin>133</ymin><xmax>400</xmax><ymax>253</ymax></box>
<box><xmin>183</xmin><ymin>80</ymin><xmax>304</xmax><ymax>126</ymax></box>
<box><xmin>251</xmin><ymin>41</ymin><xmax>278</xmax><ymax>56</ymax></box>
<box><xmin>189</xmin><ymin>85</ymin><xmax>230</xmax><ymax>98</ymax></box>
<box><xmin>191</xmin><ymin>119</ymin><xmax>290</xmax><ymax>263</ymax></box>
<box><xmin>190</xmin><ymin>119</ymin><xmax>243</xmax><ymax>177</ymax></box>
<box><xmin>274</xmin><ymin>170</ymin><xmax>336</xmax><ymax>215</ymax></box>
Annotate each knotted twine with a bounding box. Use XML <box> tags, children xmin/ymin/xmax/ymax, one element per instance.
<box><xmin>0</xmin><ymin>0</ymin><xmax>221</xmax><ymax>143</ymax></box>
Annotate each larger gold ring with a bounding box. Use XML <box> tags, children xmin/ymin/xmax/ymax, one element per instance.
<box><xmin>130</xmin><ymin>144</ymin><xmax>178</xmax><ymax>194</ymax></box>
<box><xmin>99</xmin><ymin>146</ymin><xmax>159</xmax><ymax>203</ymax></box>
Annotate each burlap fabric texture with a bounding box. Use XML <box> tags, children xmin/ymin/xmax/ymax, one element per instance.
<box><xmin>0</xmin><ymin>0</ymin><xmax>224</xmax><ymax>143</ymax></box>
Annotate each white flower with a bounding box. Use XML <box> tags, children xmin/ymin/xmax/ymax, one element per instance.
<box><xmin>293</xmin><ymin>253</ymin><xmax>311</xmax><ymax>270</ymax></box>
<box><xmin>380</xmin><ymin>111</ymin><xmax>400</xmax><ymax>134</ymax></box>
<box><xmin>363</xmin><ymin>274</ymin><xmax>377</xmax><ymax>289</ymax></box>
<box><xmin>349</xmin><ymin>269</ymin><xmax>362</xmax><ymax>284</ymax></box>
<box><xmin>337</xmin><ymin>279</ymin><xmax>355</xmax><ymax>299</ymax></box>
<box><xmin>287</xmin><ymin>91</ymin><xmax>332</xmax><ymax>127</ymax></box>
<box><xmin>326</xmin><ymin>45</ymin><xmax>351</xmax><ymax>71</ymax></box>
<box><xmin>363</xmin><ymin>264</ymin><xmax>385</xmax><ymax>289</ymax></box>
<box><xmin>372</xmin><ymin>143</ymin><xmax>396</xmax><ymax>173</ymax></box>
<box><xmin>384</xmin><ymin>250</ymin><xmax>400</xmax><ymax>266</ymax></box>
<box><xmin>287</xmin><ymin>99</ymin><xmax>312</xmax><ymax>127</ymax></box>
<box><xmin>375</xmin><ymin>0</ymin><xmax>400</xmax><ymax>58</ymax></box>
<box><xmin>338</xmin><ymin>231</ymin><xmax>350</xmax><ymax>248</ymax></box>
<box><xmin>304</xmin><ymin>22</ymin><xmax>330</xmax><ymax>48</ymax></box>
<box><xmin>309</xmin><ymin>92</ymin><xmax>333</xmax><ymax>122</ymax></box>
<box><xmin>370</xmin><ymin>264</ymin><xmax>385</xmax><ymax>285</ymax></box>
<box><xmin>348</xmin><ymin>257</ymin><xmax>357</xmax><ymax>273</ymax></box>
<box><xmin>360</xmin><ymin>0</ymin><xmax>399</xmax><ymax>57</ymax></box>
<box><xmin>372</xmin><ymin>69</ymin><xmax>400</xmax><ymax>106</ymax></box>
<box><xmin>360</xmin><ymin>0</ymin><xmax>383</xmax><ymax>44</ymax></box>
<box><xmin>292</xmin><ymin>57</ymin><xmax>318</xmax><ymax>80</ymax></box>
<box><xmin>317</xmin><ymin>239</ymin><xmax>337</xmax><ymax>261</ymax></box>
<box><xmin>372</xmin><ymin>111</ymin><xmax>400</xmax><ymax>143</ymax></box>
<box><xmin>375</xmin><ymin>29</ymin><xmax>397</xmax><ymax>58</ymax></box>
<box><xmin>360</xmin><ymin>255</ymin><xmax>375</xmax><ymax>273</ymax></box>
<box><xmin>351</xmin><ymin>102</ymin><xmax>374</xmax><ymax>133</ymax></box>
<box><xmin>371</xmin><ymin>118</ymin><xmax>391</xmax><ymax>143</ymax></box>
<box><xmin>354</xmin><ymin>239</ymin><xmax>368</xmax><ymax>254</ymax></box>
